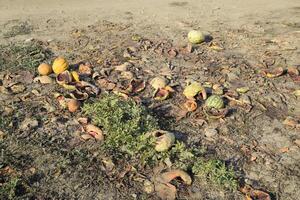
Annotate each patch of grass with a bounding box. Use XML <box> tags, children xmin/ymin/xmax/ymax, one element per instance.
<box><xmin>0</xmin><ymin>42</ymin><xmax>52</xmax><ymax>72</ymax></box>
<box><xmin>84</xmin><ymin>95</ymin><xmax>238</xmax><ymax>189</ymax></box>
<box><xmin>0</xmin><ymin>114</ymin><xmax>11</xmax><ymax>132</ymax></box>
<box><xmin>3</xmin><ymin>21</ymin><xmax>32</xmax><ymax>38</ymax></box>
<box><xmin>192</xmin><ymin>159</ymin><xmax>237</xmax><ymax>190</ymax></box>
<box><xmin>158</xmin><ymin>141</ymin><xmax>203</xmax><ymax>170</ymax></box>
<box><xmin>0</xmin><ymin>115</ymin><xmax>7</xmax><ymax>131</ymax></box>
<box><xmin>83</xmin><ymin>95</ymin><xmax>159</xmax><ymax>165</ymax></box>
<box><xmin>0</xmin><ymin>178</ymin><xmax>19</xmax><ymax>200</ymax></box>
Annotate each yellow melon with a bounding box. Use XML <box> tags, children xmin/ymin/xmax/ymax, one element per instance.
<box><xmin>52</xmin><ymin>57</ymin><xmax>68</xmax><ymax>74</ymax></box>
<box><xmin>38</xmin><ymin>63</ymin><xmax>52</xmax><ymax>75</ymax></box>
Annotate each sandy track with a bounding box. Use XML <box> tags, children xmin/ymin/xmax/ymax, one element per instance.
<box><xmin>1</xmin><ymin>0</ymin><xmax>299</xmax><ymax>28</ymax></box>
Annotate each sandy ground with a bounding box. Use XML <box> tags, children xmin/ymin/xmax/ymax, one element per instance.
<box><xmin>1</xmin><ymin>0</ymin><xmax>299</xmax><ymax>65</ymax></box>
<box><xmin>1</xmin><ymin>0</ymin><xmax>300</xmax><ymax>38</ymax></box>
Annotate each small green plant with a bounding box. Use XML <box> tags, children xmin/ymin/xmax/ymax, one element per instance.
<box><xmin>0</xmin><ymin>42</ymin><xmax>52</xmax><ymax>72</ymax></box>
<box><xmin>0</xmin><ymin>114</ymin><xmax>11</xmax><ymax>132</ymax></box>
<box><xmin>0</xmin><ymin>178</ymin><xmax>19</xmax><ymax>200</ymax></box>
<box><xmin>192</xmin><ymin>159</ymin><xmax>237</xmax><ymax>190</ymax></box>
<box><xmin>84</xmin><ymin>95</ymin><xmax>238</xmax><ymax>189</ymax></box>
<box><xmin>83</xmin><ymin>95</ymin><xmax>159</xmax><ymax>165</ymax></box>
<box><xmin>158</xmin><ymin>141</ymin><xmax>202</xmax><ymax>170</ymax></box>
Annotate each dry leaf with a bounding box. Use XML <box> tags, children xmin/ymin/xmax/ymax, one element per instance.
<box><xmin>144</xmin><ymin>180</ymin><xmax>154</xmax><ymax>194</ymax></box>
<box><xmin>260</xmin><ymin>52</ymin><xmax>275</xmax><ymax>67</ymax></box>
<box><xmin>10</xmin><ymin>84</ymin><xmax>26</xmax><ymax>93</ymax></box>
<box><xmin>81</xmin><ymin>134</ymin><xmax>93</xmax><ymax>140</ymax></box>
<box><xmin>287</xmin><ymin>66</ymin><xmax>300</xmax><ymax>83</ymax></box>
<box><xmin>167</xmin><ymin>48</ymin><xmax>178</xmax><ymax>58</ymax></box>
<box><xmin>224</xmin><ymin>94</ymin><xmax>252</xmax><ymax>112</ymax></box>
<box><xmin>20</xmin><ymin>118</ymin><xmax>38</xmax><ymax>131</ymax></box>
<box><xmin>204</xmin><ymin>108</ymin><xmax>228</xmax><ymax>119</ymax></box>
<box><xmin>117</xmin><ymin>165</ymin><xmax>132</xmax><ymax>179</ymax></box>
<box><xmin>0</xmin><ymin>86</ymin><xmax>10</xmax><ymax>94</ymax></box>
<box><xmin>77</xmin><ymin>117</ymin><xmax>89</xmax><ymax>125</ymax></box>
<box><xmin>183</xmin><ymin>100</ymin><xmax>198</xmax><ymax>112</ymax></box>
<box><xmin>33</xmin><ymin>76</ymin><xmax>53</xmax><ymax>84</ymax></box>
<box><xmin>102</xmin><ymin>157</ymin><xmax>115</xmax><ymax>172</ymax></box>
<box><xmin>292</xmin><ymin>90</ymin><xmax>300</xmax><ymax>96</ymax></box>
<box><xmin>92</xmin><ymin>71</ymin><xmax>101</xmax><ymax>80</ymax></box>
<box><xmin>0</xmin><ymin>166</ymin><xmax>16</xmax><ymax>176</ymax></box>
<box><xmin>70</xmin><ymin>90</ymin><xmax>89</xmax><ymax>100</ymax></box>
<box><xmin>240</xmin><ymin>185</ymin><xmax>271</xmax><ymax>200</ymax></box>
<box><xmin>154</xmin><ymin>169</ymin><xmax>192</xmax><ymax>200</ymax></box>
<box><xmin>279</xmin><ymin>147</ymin><xmax>289</xmax><ymax>153</ymax></box>
<box><xmin>18</xmin><ymin>71</ymin><xmax>34</xmax><ymax>84</ymax></box>
<box><xmin>0</xmin><ymin>130</ymin><xmax>6</xmax><ymax>140</ymax></box>
<box><xmin>209</xmin><ymin>42</ymin><xmax>224</xmax><ymax>51</ymax></box>
<box><xmin>294</xmin><ymin>139</ymin><xmax>300</xmax><ymax>147</ymax></box>
<box><xmin>250</xmin><ymin>156</ymin><xmax>257</xmax><ymax>162</ymax></box>
<box><xmin>127</xmin><ymin>79</ymin><xmax>146</xmax><ymax>94</ymax></box>
<box><xmin>261</xmin><ymin>67</ymin><xmax>284</xmax><ymax>78</ymax></box>
<box><xmin>283</xmin><ymin>117</ymin><xmax>299</xmax><ymax>128</ymax></box>
<box><xmin>85</xmin><ymin>124</ymin><xmax>104</xmax><ymax>141</ymax></box>
<box><xmin>113</xmin><ymin>90</ymin><xmax>129</xmax><ymax>99</ymax></box>
<box><xmin>290</xmin><ymin>76</ymin><xmax>300</xmax><ymax>83</ymax></box>
<box><xmin>245</xmin><ymin>195</ymin><xmax>252</xmax><ymax>200</ymax></box>
<box><xmin>236</xmin><ymin>87</ymin><xmax>250</xmax><ymax>94</ymax></box>
<box><xmin>287</xmin><ymin>66</ymin><xmax>299</xmax><ymax>76</ymax></box>
<box><xmin>154</xmin><ymin>88</ymin><xmax>170</xmax><ymax>100</ymax></box>
<box><xmin>160</xmin><ymin>170</ymin><xmax>192</xmax><ymax>185</ymax></box>
<box><xmin>76</xmin><ymin>81</ymin><xmax>99</xmax><ymax>95</ymax></box>
<box><xmin>56</xmin><ymin>95</ymin><xmax>68</xmax><ymax>108</ymax></box>
<box><xmin>165</xmin><ymin>86</ymin><xmax>175</xmax><ymax>92</ymax></box>
<box><xmin>250</xmin><ymin>190</ymin><xmax>271</xmax><ymax>200</ymax></box>
<box><xmin>120</xmin><ymin>71</ymin><xmax>134</xmax><ymax>80</ymax></box>
<box><xmin>155</xmin><ymin>182</ymin><xmax>177</xmax><ymax>200</ymax></box>
<box><xmin>79</xmin><ymin>62</ymin><xmax>92</xmax><ymax>75</ymax></box>
<box><xmin>114</xmin><ymin>62</ymin><xmax>132</xmax><ymax>72</ymax></box>
<box><xmin>97</xmin><ymin>79</ymin><xmax>116</xmax><ymax>91</ymax></box>
<box><xmin>180</xmin><ymin>43</ymin><xmax>193</xmax><ymax>54</ymax></box>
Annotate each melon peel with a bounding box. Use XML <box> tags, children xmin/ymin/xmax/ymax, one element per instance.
<box><xmin>148</xmin><ymin>130</ymin><xmax>175</xmax><ymax>152</ymax></box>
<box><xmin>183</xmin><ymin>82</ymin><xmax>204</xmax><ymax>99</ymax></box>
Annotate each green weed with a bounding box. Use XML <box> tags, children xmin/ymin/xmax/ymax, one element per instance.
<box><xmin>84</xmin><ymin>95</ymin><xmax>238</xmax><ymax>189</ymax></box>
<box><xmin>0</xmin><ymin>114</ymin><xmax>11</xmax><ymax>132</ymax></box>
<box><xmin>0</xmin><ymin>178</ymin><xmax>19</xmax><ymax>200</ymax></box>
<box><xmin>192</xmin><ymin>159</ymin><xmax>238</xmax><ymax>190</ymax></box>
<box><xmin>83</xmin><ymin>95</ymin><xmax>159</xmax><ymax>165</ymax></box>
<box><xmin>0</xmin><ymin>42</ymin><xmax>52</xmax><ymax>72</ymax></box>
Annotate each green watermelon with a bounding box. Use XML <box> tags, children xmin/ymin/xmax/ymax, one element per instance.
<box><xmin>205</xmin><ymin>95</ymin><xmax>224</xmax><ymax>109</ymax></box>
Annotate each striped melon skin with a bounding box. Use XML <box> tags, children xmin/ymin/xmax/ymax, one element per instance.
<box><xmin>205</xmin><ymin>95</ymin><xmax>224</xmax><ymax>109</ymax></box>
